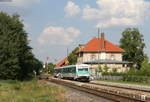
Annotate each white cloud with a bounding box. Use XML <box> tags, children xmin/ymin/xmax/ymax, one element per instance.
<box><xmin>38</xmin><ymin>26</ymin><xmax>81</xmax><ymax>45</ymax></box>
<box><xmin>96</xmin><ymin>17</ymin><xmax>137</xmax><ymax>28</ymax></box>
<box><xmin>82</xmin><ymin>5</ymin><xmax>107</xmax><ymax>21</ymax></box>
<box><xmin>64</xmin><ymin>1</ymin><xmax>81</xmax><ymax>16</ymax></box>
<box><xmin>12</xmin><ymin>0</ymin><xmax>40</xmax><ymax>7</ymax></box>
<box><xmin>0</xmin><ymin>0</ymin><xmax>40</xmax><ymax>17</ymax></box>
<box><xmin>82</xmin><ymin>0</ymin><xmax>150</xmax><ymax>28</ymax></box>
<box><xmin>0</xmin><ymin>0</ymin><xmax>39</xmax><ymax>7</ymax></box>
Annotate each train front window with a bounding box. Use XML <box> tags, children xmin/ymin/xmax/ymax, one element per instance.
<box><xmin>78</xmin><ymin>68</ymin><xmax>88</xmax><ymax>72</ymax></box>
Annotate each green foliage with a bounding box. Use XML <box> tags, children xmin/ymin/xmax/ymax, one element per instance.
<box><xmin>48</xmin><ymin>63</ymin><xmax>55</xmax><ymax>74</ymax></box>
<box><xmin>101</xmin><ymin>59</ymin><xmax>150</xmax><ymax>82</ymax></box>
<box><xmin>42</xmin><ymin>63</ymin><xmax>55</xmax><ymax>74</ymax></box>
<box><xmin>32</xmin><ymin>58</ymin><xmax>43</xmax><ymax>75</ymax></box>
<box><xmin>98</xmin><ymin>64</ymin><xmax>102</xmax><ymax>72</ymax></box>
<box><xmin>112</xmin><ymin>68</ymin><xmax>117</xmax><ymax>73</ymax></box>
<box><xmin>0</xmin><ymin>12</ymin><xmax>42</xmax><ymax>80</ymax></box>
<box><xmin>67</xmin><ymin>47</ymin><xmax>79</xmax><ymax>65</ymax></box>
<box><xmin>125</xmin><ymin>57</ymin><xmax>150</xmax><ymax>76</ymax></box>
<box><xmin>101</xmin><ymin>71</ymin><xmax>150</xmax><ymax>83</ymax></box>
<box><xmin>120</xmin><ymin>28</ymin><xmax>145</xmax><ymax>69</ymax></box>
<box><xmin>126</xmin><ymin>67</ymin><xmax>137</xmax><ymax>75</ymax></box>
<box><xmin>122</xmin><ymin>75</ymin><xmax>149</xmax><ymax>83</ymax></box>
<box><xmin>140</xmin><ymin>56</ymin><xmax>150</xmax><ymax>75</ymax></box>
<box><xmin>101</xmin><ymin>57</ymin><xmax>150</xmax><ymax>83</ymax></box>
<box><xmin>103</xmin><ymin>65</ymin><xmax>109</xmax><ymax>72</ymax></box>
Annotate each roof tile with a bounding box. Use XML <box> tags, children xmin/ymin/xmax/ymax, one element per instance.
<box><xmin>79</xmin><ymin>37</ymin><xmax>125</xmax><ymax>52</ymax></box>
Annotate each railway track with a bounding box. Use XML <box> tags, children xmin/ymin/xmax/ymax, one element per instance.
<box><xmin>40</xmin><ymin>75</ymin><xmax>150</xmax><ymax>102</ymax></box>
<box><xmin>90</xmin><ymin>81</ymin><xmax>150</xmax><ymax>93</ymax></box>
<box><xmin>87</xmin><ymin>82</ymin><xmax>150</xmax><ymax>102</ymax></box>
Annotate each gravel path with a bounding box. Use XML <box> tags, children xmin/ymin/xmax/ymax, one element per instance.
<box><xmin>46</xmin><ymin>80</ymin><xmax>113</xmax><ymax>102</ymax></box>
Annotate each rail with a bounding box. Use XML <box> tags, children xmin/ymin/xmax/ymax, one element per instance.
<box><xmin>39</xmin><ymin>75</ymin><xmax>150</xmax><ymax>102</ymax></box>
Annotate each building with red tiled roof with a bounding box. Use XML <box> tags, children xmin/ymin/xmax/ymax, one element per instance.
<box><xmin>77</xmin><ymin>33</ymin><xmax>131</xmax><ymax>75</ymax></box>
<box><xmin>56</xmin><ymin>58</ymin><xmax>68</xmax><ymax>67</ymax></box>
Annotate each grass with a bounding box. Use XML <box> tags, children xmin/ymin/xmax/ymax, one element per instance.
<box><xmin>97</xmin><ymin>79</ymin><xmax>150</xmax><ymax>86</ymax></box>
<box><xmin>0</xmin><ymin>79</ymin><xmax>66</xmax><ymax>102</ymax></box>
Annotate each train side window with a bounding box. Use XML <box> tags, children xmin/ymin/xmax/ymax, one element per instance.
<box><xmin>65</xmin><ymin>68</ymin><xmax>67</xmax><ymax>73</ymax></box>
<box><xmin>70</xmin><ymin>67</ymin><xmax>75</xmax><ymax>73</ymax></box>
<box><xmin>62</xmin><ymin>68</ymin><xmax>63</xmax><ymax>73</ymax></box>
<box><xmin>67</xmin><ymin>68</ymin><xmax>69</xmax><ymax>73</ymax></box>
<box><xmin>69</xmin><ymin>67</ymin><xmax>71</xmax><ymax>72</ymax></box>
<box><xmin>63</xmin><ymin>68</ymin><xmax>65</xmax><ymax>73</ymax></box>
<box><xmin>70</xmin><ymin>67</ymin><xmax>72</xmax><ymax>73</ymax></box>
<box><xmin>73</xmin><ymin>67</ymin><xmax>76</xmax><ymax>72</ymax></box>
<box><xmin>78</xmin><ymin>69</ymin><xmax>83</xmax><ymax>71</ymax></box>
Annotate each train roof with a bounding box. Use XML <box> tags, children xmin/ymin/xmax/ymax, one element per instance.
<box><xmin>54</xmin><ymin>64</ymin><xmax>90</xmax><ymax>69</ymax></box>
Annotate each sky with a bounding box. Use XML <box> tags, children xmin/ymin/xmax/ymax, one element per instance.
<box><xmin>0</xmin><ymin>0</ymin><xmax>150</xmax><ymax>63</ymax></box>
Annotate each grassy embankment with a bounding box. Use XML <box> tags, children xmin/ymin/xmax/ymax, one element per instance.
<box><xmin>0</xmin><ymin>80</ymin><xmax>66</xmax><ymax>102</ymax></box>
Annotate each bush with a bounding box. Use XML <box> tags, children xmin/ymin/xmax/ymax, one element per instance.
<box><xmin>122</xmin><ymin>75</ymin><xmax>149</xmax><ymax>83</ymax></box>
<box><xmin>101</xmin><ymin>69</ymin><xmax>150</xmax><ymax>83</ymax></box>
<box><xmin>100</xmin><ymin>60</ymin><xmax>150</xmax><ymax>83</ymax></box>
<box><xmin>103</xmin><ymin>65</ymin><xmax>109</xmax><ymax>72</ymax></box>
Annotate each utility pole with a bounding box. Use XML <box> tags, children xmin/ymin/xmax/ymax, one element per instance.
<box><xmin>98</xmin><ymin>27</ymin><xmax>101</xmax><ymax>62</ymax></box>
<box><xmin>67</xmin><ymin>48</ymin><xmax>69</xmax><ymax>57</ymax></box>
<box><xmin>98</xmin><ymin>28</ymin><xmax>100</xmax><ymax>38</ymax></box>
<box><xmin>97</xmin><ymin>28</ymin><xmax>101</xmax><ymax>76</ymax></box>
<box><xmin>46</xmin><ymin>56</ymin><xmax>49</xmax><ymax>74</ymax></box>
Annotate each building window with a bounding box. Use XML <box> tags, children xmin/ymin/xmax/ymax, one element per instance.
<box><xmin>111</xmin><ymin>54</ymin><xmax>115</xmax><ymax>60</ymax></box>
<box><xmin>100</xmin><ymin>52</ymin><xmax>106</xmax><ymax>59</ymax></box>
<box><xmin>123</xmin><ymin>64</ymin><xmax>127</xmax><ymax>67</ymax></box>
<box><xmin>79</xmin><ymin>53</ymin><xmax>83</xmax><ymax>57</ymax></box>
<box><xmin>91</xmin><ymin>54</ymin><xmax>96</xmax><ymax>61</ymax></box>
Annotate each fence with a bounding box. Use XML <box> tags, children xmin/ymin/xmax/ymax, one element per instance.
<box><xmin>94</xmin><ymin>75</ymin><xmax>123</xmax><ymax>81</ymax></box>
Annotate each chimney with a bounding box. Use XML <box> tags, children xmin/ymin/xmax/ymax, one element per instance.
<box><xmin>101</xmin><ymin>33</ymin><xmax>105</xmax><ymax>49</ymax></box>
<box><xmin>101</xmin><ymin>32</ymin><xmax>105</xmax><ymax>39</ymax></box>
<box><xmin>79</xmin><ymin>44</ymin><xmax>85</xmax><ymax>50</ymax></box>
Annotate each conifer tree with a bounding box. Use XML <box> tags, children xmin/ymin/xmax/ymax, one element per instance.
<box><xmin>0</xmin><ymin>12</ymin><xmax>42</xmax><ymax>80</ymax></box>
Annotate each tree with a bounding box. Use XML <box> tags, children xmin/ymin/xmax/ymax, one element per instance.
<box><xmin>139</xmin><ymin>56</ymin><xmax>150</xmax><ymax>76</ymax></box>
<box><xmin>0</xmin><ymin>12</ymin><xmax>41</xmax><ymax>80</ymax></box>
<box><xmin>120</xmin><ymin>28</ymin><xmax>145</xmax><ymax>69</ymax></box>
<box><xmin>48</xmin><ymin>63</ymin><xmax>55</xmax><ymax>74</ymax></box>
<box><xmin>32</xmin><ymin>58</ymin><xmax>43</xmax><ymax>75</ymax></box>
<box><xmin>67</xmin><ymin>47</ymin><xmax>79</xmax><ymax>65</ymax></box>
